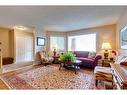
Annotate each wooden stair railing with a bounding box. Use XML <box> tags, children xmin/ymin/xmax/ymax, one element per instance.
<box><xmin>0</xmin><ymin>42</ymin><xmax>3</xmax><ymax>73</ymax></box>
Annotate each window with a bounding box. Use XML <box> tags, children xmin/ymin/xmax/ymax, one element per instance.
<box><xmin>68</xmin><ymin>33</ymin><xmax>96</xmax><ymax>52</ymax></box>
<box><xmin>50</xmin><ymin>36</ymin><xmax>65</xmax><ymax>51</ymax></box>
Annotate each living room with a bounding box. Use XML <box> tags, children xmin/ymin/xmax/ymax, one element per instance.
<box><xmin>0</xmin><ymin>6</ymin><xmax>127</xmax><ymax>91</ymax></box>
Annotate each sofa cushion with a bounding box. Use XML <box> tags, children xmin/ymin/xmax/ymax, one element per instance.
<box><xmin>73</xmin><ymin>51</ymin><xmax>89</xmax><ymax>58</ymax></box>
<box><xmin>77</xmin><ymin>57</ymin><xmax>94</xmax><ymax>63</ymax></box>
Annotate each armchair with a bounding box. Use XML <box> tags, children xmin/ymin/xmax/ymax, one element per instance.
<box><xmin>39</xmin><ymin>51</ymin><xmax>53</xmax><ymax>66</ymax></box>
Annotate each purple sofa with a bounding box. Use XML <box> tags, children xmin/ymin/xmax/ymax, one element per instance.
<box><xmin>73</xmin><ymin>51</ymin><xmax>102</xmax><ymax>68</ymax></box>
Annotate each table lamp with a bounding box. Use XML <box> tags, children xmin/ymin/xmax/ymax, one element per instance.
<box><xmin>101</xmin><ymin>42</ymin><xmax>112</xmax><ymax>59</ymax></box>
<box><xmin>52</xmin><ymin>44</ymin><xmax>58</xmax><ymax>57</ymax></box>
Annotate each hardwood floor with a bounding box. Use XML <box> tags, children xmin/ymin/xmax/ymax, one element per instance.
<box><xmin>3</xmin><ymin>62</ymin><xmax>33</xmax><ymax>73</ymax></box>
<box><xmin>0</xmin><ymin>79</ymin><xmax>8</xmax><ymax>89</ymax></box>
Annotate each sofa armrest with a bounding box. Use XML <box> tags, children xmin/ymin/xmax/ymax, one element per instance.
<box><xmin>95</xmin><ymin>55</ymin><xmax>102</xmax><ymax>61</ymax></box>
<box><xmin>93</xmin><ymin>55</ymin><xmax>102</xmax><ymax>66</ymax></box>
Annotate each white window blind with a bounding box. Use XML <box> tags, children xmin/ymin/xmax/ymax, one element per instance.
<box><xmin>68</xmin><ymin>33</ymin><xmax>96</xmax><ymax>52</ymax></box>
<box><xmin>16</xmin><ymin>36</ymin><xmax>33</xmax><ymax>62</ymax></box>
<box><xmin>50</xmin><ymin>36</ymin><xmax>65</xmax><ymax>51</ymax></box>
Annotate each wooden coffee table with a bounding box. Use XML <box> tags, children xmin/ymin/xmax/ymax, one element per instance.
<box><xmin>59</xmin><ymin>60</ymin><xmax>82</xmax><ymax>74</ymax></box>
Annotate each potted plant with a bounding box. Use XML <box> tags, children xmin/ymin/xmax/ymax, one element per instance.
<box><xmin>59</xmin><ymin>51</ymin><xmax>76</xmax><ymax>62</ymax></box>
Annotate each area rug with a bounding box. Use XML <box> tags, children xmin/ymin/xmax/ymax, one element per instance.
<box><xmin>0</xmin><ymin>65</ymin><xmax>104</xmax><ymax>89</ymax></box>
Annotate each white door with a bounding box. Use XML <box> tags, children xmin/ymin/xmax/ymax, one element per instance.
<box><xmin>16</xmin><ymin>36</ymin><xmax>33</xmax><ymax>63</ymax></box>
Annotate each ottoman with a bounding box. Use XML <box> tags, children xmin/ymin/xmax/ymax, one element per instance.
<box><xmin>94</xmin><ymin>66</ymin><xmax>113</xmax><ymax>86</ymax></box>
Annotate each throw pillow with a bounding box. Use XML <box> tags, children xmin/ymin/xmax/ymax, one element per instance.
<box><xmin>88</xmin><ymin>52</ymin><xmax>96</xmax><ymax>59</ymax></box>
<box><xmin>120</xmin><ymin>62</ymin><xmax>127</xmax><ymax>66</ymax></box>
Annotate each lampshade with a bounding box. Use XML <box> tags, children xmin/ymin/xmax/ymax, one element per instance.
<box><xmin>101</xmin><ymin>42</ymin><xmax>112</xmax><ymax>50</ymax></box>
<box><xmin>52</xmin><ymin>44</ymin><xmax>58</xmax><ymax>50</ymax></box>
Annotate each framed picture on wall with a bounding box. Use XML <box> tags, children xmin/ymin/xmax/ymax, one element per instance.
<box><xmin>37</xmin><ymin>37</ymin><xmax>45</xmax><ymax>46</ymax></box>
<box><xmin>121</xmin><ymin>26</ymin><xmax>127</xmax><ymax>49</ymax></box>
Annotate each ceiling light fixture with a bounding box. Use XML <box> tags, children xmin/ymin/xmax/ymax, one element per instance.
<box><xmin>14</xmin><ymin>25</ymin><xmax>27</xmax><ymax>30</ymax></box>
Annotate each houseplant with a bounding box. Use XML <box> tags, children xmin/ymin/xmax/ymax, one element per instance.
<box><xmin>59</xmin><ymin>51</ymin><xmax>76</xmax><ymax>62</ymax></box>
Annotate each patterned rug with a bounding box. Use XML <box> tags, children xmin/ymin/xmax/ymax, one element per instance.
<box><xmin>0</xmin><ymin>65</ymin><xmax>104</xmax><ymax>89</ymax></box>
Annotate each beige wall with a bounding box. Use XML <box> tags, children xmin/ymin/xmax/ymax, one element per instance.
<box><xmin>35</xmin><ymin>30</ymin><xmax>46</xmax><ymax>52</ymax></box>
<box><xmin>0</xmin><ymin>28</ymin><xmax>13</xmax><ymax>58</ymax></box>
<box><xmin>67</xmin><ymin>24</ymin><xmax>116</xmax><ymax>53</ymax></box>
<box><xmin>34</xmin><ymin>30</ymin><xmax>46</xmax><ymax>63</ymax></box>
<box><xmin>116</xmin><ymin>9</ymin><xmax>127</xmax><ymax>55</ymax></box>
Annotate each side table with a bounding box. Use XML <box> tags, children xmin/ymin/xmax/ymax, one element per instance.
<box><xmin>102</xmin><ymin>59</ymin><xmax>114</xmax><ymax>67</ymax></box>
<box><xmin>52</xmin><ymin>56</ymin><xmax>60</xmax><ymax>64</ymax></box>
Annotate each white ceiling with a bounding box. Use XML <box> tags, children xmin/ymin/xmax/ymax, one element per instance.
<box><xmin>0</xmin><ymin>6</ymin><xmax>126</xmax><ymax>32</ymax></box>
